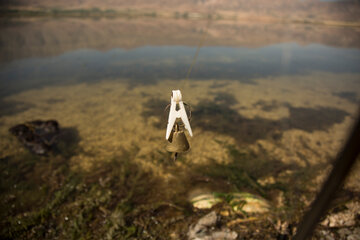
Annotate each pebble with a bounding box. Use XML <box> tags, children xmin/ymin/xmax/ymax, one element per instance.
<box><xmin>257</xmin><ymin>176</ymin><xmax>275</xmax><ymax>186</ymax></box>
<box><xmin>320</xmin><ymin>201</ymin><xmax>360</xmax><ymax>228</ymax></box>
<box><xmin>187</xmin><ymin>211</ymin><xmax>237</xmax><ymax>240</ymax></box>
<box><xmin>337</xmin><ymin>227</ymin><xmax>360</xmax><ymax>240</ymax></box>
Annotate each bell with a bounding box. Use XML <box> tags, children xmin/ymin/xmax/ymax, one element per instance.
<box><xmin>166</xmin><ymin>128</ymin><xmax>190</xmax><ymax>153</ymax></box>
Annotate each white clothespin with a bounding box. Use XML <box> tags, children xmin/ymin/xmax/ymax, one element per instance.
<box><xmin>166</xmin><ymin>90</ymin><xmax>193</xmax><ymax>140</ymax></box>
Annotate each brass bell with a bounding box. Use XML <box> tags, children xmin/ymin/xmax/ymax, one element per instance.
<box><xmin>166</xmin><ymin>124</ymin><xmax>190</xmax><ymax>153</ymax></box>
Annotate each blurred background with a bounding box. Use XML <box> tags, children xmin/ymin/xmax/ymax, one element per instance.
<box><xmin>0</xmin><ymin>0</ymin><xmax>360</xmax><ymax>239</ymax></box>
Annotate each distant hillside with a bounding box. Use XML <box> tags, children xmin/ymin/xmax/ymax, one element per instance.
<box><xmin>1</xmin><ymin>0</ymin><xmax>360</xmax><ymax>22</ymax></box>
<box><xmin>2</xmin><ymin>0</ymin><xmax>360</xmax><ymax>63</ymax></box>
<box><xmin>1</xmin><ymin>18</ymin><xmax>360</xmax><ymax>63</ymax></box>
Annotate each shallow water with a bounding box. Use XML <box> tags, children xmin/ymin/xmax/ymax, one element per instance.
<box><xmin>1</xmin><ymin>43</ymin><xmax>360</xmax><ymax>98</ymax></box>
<box><xmin>0</xmin><ymin>18</ymin><xmax>359</xmax><ymax>239</ymax></box>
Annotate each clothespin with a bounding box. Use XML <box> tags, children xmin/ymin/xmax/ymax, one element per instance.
<box><xmin>166</xmin><ymin>90</ymin><xmax>193</xmax><ymax>140</ymax></box>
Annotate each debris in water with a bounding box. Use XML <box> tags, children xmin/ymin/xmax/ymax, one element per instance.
<box><xmin>9</xmin><ymin>120</ymin><xmax>60</xmax><ymax>155</ymax></box>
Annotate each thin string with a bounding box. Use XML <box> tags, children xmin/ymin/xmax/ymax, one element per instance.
<box><xmin>182</xmin><ymin>18</ymin><xmax>211</xmax><ymax>90</ymax></box>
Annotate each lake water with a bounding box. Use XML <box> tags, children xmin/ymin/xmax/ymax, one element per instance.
<box><xmin>2</xmin><ymin>43</ymin><xmax>360</xmax><ymax>97</ymax></box>
<box><xmin>0</xmin><ymin>18</ymin><xmax>359</xmax><ymax>239</ymax></box>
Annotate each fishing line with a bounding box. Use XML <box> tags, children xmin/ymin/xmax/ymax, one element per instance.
<box><xmin>182</xmin><ymin>18</ymin><xmax>212</xmax><ymax>89</ymax></box>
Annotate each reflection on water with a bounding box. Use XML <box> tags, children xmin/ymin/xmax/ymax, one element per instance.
<box><xmin>0</xmin><ymin>18</ymin><xmax>360</xmax><ymax>239</ymax></box>
<box><xmin>1</xmin><ymin>43</ymin><xmax>360</xmax><ymax>98</ymax></box>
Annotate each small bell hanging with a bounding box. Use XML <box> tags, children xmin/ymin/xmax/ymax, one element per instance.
<box><xmin>165</xmin><ymin>90</ymin><xmax>193</xmax><ymax>160</ymax></box>
<box><xmin>166</xmin><ymin>123</ymin><xmax>190</xmax><ymax>153</ymax></box>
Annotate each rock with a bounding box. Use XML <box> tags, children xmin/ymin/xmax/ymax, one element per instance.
<box><xmin>9</xmin><ymin>120</ymin><xmax>59</xmax><ymax>155</ymax></box>
<box><xmin>191</xmin><ymin>211</ymin><xmax>217</xmax><ymax>237</ymax></box>
<box><xmin>336</xmin><ymin>227</ymin><xmax>360</xmax><ymax>240</ymax></box>
<box><xmin>187</xmin><ymin>211</ymin><xmax>237</xmax><ymax>240</ymax></box>
<box><xmin>190</xmin><ymin>192</ymin><xmax>270</xmax><ymax>214</ymax></box>
<box><xmin>207</xmin><ymin>230</ymin><xmax>238</xmax><ymax>240</ymax></box>
<box><xmin>347</xmin><ymin>227</ymin><xmax>360</xmax><ymax>240</ymax></box>
<box><xmin>337</xmin><ymin>228</ymin><xmax>351</xmax><ymax>239</ymax></box>
<box><xmin>319</xmin><ymin>230</ymin><xmax>336</xmax><ymax>240</ymax></box>
<box><xmin>191</xmin><ymin>194</ymin><xmax>222</xmax><ymax>209</ymax></box>
<box><xmin>257</xmin><ymin>176</ymin><xmax>276</xmax><ymax>186</ymax></box>
<box><xmin>188</xmin><ymin>211</ymin><xmax>217</xmax><ymax>239</ymax></box>
<box><xmin>320</xmin><ymin>201</ymin><xmax>360</xmax><ymax>228</ymax></box>
<box><xmin>230</xmin><ymin>193</ymin><xmax>270</xmax><ymax>214</ymax></box>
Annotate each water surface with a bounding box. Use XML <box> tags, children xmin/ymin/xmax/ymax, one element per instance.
<box><xmin>1</xmin><ymin>17</ymin><xmax>359</xmax><ymax>239</ymax></box>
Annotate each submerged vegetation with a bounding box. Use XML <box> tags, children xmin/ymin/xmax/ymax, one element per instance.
<box><xmin>0</xmin><ymin>145</ymin><xmax>257</xmax><ymax>239</ymax></box>
<box><xmin>0</xmin><ymin>148</ymin><xmax>357</xmax><ymax>238</ymax></box>
<box><xmin>0</xmin><ymin>147</ymin><xmax>170</xmax><ymax>239</ymax></box>
<box><xmin>1</xmin><ymin>136</ymin><xmax>354</xmax><ymax>239</ymax></box>
<box><xmin>0</xmin><ymin>72</ymin><xmax>358</xmax><ymax>238</ymax></box>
